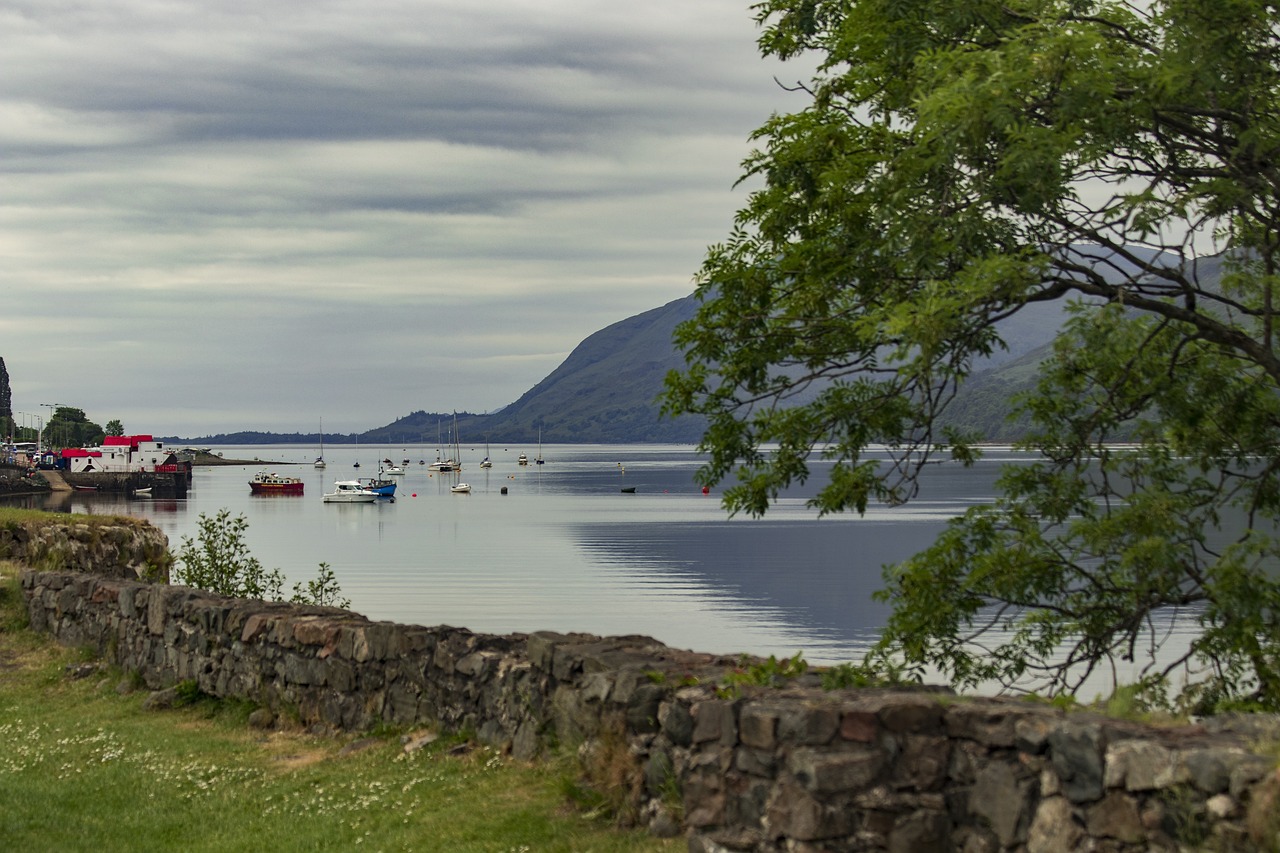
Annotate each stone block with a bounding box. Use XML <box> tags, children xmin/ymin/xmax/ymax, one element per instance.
<box><xmin>551</xmin><ymin>645</ymin><xmax>582</xmax><ymax>681</ymax></box>
<box><xmin>970</xmin><ymin>760</ymin><xmax>1035</xmax><ymax>847</ymax></box>
<box><xmin>765</xmin><ymin>779</ymin><xmax>854</xmax><ymax>841</ymax></box>
<box><xmin>777</xmin><ymin>704</ymin><xmax>839</xmax><ymax>746</ymax></box>
<box><xmin>739</xmin><ymin>704</ymin><xmax>779</xmax><ymax>749</ymax></box>
<box><xmin>888</xmin><ymin>808</ymin><xmax>951</xmax><ymax>853</ymax></box>
<box><xmin>324</xmin><ymin>657</ymin><xmax>356</xmax><ymax>693</ymax></box>
<box><xmin>659</xmin><ymin>700</ymin><xmax>694</xmax><ymax>746</ymax></box>
<box><xmin>580</xmin><ymin>671</ymin><xmax>611</xmax><ymax>703</ymax></box>
<box><xmin>735</xmin><ymin>746</ymin><xmax>777</xmax><ymax>778</ymax></box>
<box><xmin>1026</xmin><ymin>796</ymin><xmax>1082</xmax><ymax>853</ymax></box>
<box><xmin>878</xmin><ymin>696</ymin><xmax>946</xmax><ymax>734</ymax></box>
<box><xmin>526</xmin><ymin>630</ymin><xmax>572</xmax><ymax>671</ymax></box>
<box><xmin>892</xmin><ymin>735</ymin><xmax>950</xmax><ymax>791</ymax></box>
<box><xmin>725</xmin><ymin>774</ymin><xmax>772</xmax><ymax>827</ymax></box>
<box><xmin>116</xmin><ymin>583</ymin><xmax>136</xmax><ymax>617</ymax></box>
<box><xmin>292</xmin><ymin>616</ymin><xmax>332</xmax><ymax>647</ymax></box>
<box><xmin>840</xmin><ymin>710</ymin><xmax>878</xmax><ymax>743</ymax></box>
<box><xmin>455</xmin><ymin>650</ymin><xmax>494</xmax><ymax>678</ymax></box>
<box><xmin>1105</xmin><ymin>740</ymin><xmax>1187</xmax><ymax>791</ymax></box>
<box><xmin>351</xmin><ymin>623</ymin><xmax>397</xmax><ymax>663</ymax></box>
<box><xmin>645</xmin><ymin>749</ymin><xmax>674</xmax><ymax>796</ymax></box>
<box><xmin>512</xmin><ymin>719</ymin><xmax>541</xmax><ymax>761</ymax></box>
<box><xmin>1048</xmin><ymin>720</ymin><xmax>1105</xmax><ymax>803</ymax></box>
<box><xmin>946</xmin><ymin>701</ymin><xmax>1018</xmax><ymax>748</ymax></box>
<box><xmin>1086</xmin><ymin>790</ymin><xmax>1144</xmax><ymax>844</ymax></box>
<box><xmin>693</xmin><ymin>700</ymin><xmax>738</xmax><ymax>745</ymax></box>
<box><xmin>625</xmin><ymin>683</ymin><xmax>666</xmax><ymax>733</ymax></box>
<box><xmin>787</xmin><ymin>745</ymin><xmax>886</xmax><ymax>794</ymax></box>
<box><xmin>1182</xmin><ymin>747</ymin><xmax>1239</xmax><ymax>795</ymax></box>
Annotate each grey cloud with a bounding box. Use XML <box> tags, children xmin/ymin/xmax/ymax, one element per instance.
<box><xmin>1</xmin><ymin>0</ymin><xmax>804</xmax><ymax>435</ymax></box>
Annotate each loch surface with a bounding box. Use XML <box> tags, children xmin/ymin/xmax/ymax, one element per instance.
<box><xmin>10</xmin><ymin>442</ymin><xmax>1191</xmax><ymax>675</ymax></box>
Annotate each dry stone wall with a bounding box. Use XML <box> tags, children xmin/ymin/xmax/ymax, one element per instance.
<box><xmin>3</xmin><ymin>519</ymin><xmax>169</xmax><ymax>581</ymax></box>
<box><xmin>20</xmin><ymin>561</ymin><xmax>1280</xmax><ymax>852</ymax></box>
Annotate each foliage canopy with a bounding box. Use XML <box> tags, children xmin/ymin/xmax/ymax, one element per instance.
<box><xmin>663</xmin><ymin>0</ymin><xmax>1280</xmax><ymax>709</ymax></box>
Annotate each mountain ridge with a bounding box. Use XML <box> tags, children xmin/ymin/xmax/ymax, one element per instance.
<box><xmin>176</xmin><ymin>255</ymin><xmax>1201</xmax><ymax>445</ymax></box>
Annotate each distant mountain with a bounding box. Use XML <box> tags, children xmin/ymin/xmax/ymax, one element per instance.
<box><xmin>173</xmin><ymin>249</ymin><xmax>1223</xmax><ymax>447</ymax></box>
<box><xmin>305</xmin><ymin>290</ymin><xmax>1064</xmax><ymax>446</ymax></box>
<box><xmin>167</xmin><ymin>291</ymin><xmax>1067</xmax><ymax>447</ymax></box>
<box><xmin>362</xmin><ymin>295</ymin><xmax>709</xmax><ymax>444</ymax></box>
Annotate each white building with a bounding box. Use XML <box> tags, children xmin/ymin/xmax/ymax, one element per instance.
<box><xmin>61</xmin><ymin>435</ymin><xmax>182</xmax><ymax>474</ymax></box>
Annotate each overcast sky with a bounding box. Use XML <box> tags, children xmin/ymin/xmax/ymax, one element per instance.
<box><xmin>2</xmin><ymin>0</ymin><xmax>804</xmax><ymax>438</ymax></box>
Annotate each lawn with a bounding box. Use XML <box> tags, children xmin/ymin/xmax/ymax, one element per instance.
<box><xmin>0</xmin><ymin>567</ymin><xmax>676</xmax><ymax>853</ymax></box>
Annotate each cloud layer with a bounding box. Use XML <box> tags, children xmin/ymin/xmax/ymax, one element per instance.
<box><xmin>1</xmin><ymin>0</ymin><xmax>805</xmax><ymax>436</ymax></box>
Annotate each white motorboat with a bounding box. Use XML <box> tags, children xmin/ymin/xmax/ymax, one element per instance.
<box><xmin>323</xmin><ymin>480</ymin><xmax>379</xmax><ymax>503</ymax></box>
<box><xmin>450</xmin><ymin>482</ymin><xmax>471</xmax><ymax>494</ymax></box>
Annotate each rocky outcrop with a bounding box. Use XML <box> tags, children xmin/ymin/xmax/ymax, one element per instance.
<box><xmin>21</xmin><ymin>565</ymin><xmax>1280</xmax><ymax>852</ymax></box>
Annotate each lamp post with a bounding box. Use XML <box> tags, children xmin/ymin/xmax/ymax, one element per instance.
<box><xmin>41</xmin><ymin>403</ymin><xmax>65</xmax><ymax>450</ymax></box>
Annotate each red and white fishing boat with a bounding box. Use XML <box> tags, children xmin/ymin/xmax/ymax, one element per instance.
<box><xmin>248</xmin><ymin>470</ymin><xmax>304</xmax><ymax>495</ymax></box>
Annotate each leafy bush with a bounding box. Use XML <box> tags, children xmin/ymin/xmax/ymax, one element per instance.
<box><xmin>173</xmin><ymin>510</ymin><xmax>285</xmax><ymax>600</ymax></box>
<box><xmin>174</xmin><ymin>509</ymin><xmax>347</xmax><ymax>608</ymax></box>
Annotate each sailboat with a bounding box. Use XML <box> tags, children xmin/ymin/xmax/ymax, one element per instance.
<box><xmin>428</xmin><ymin>419</ymin><xmax>454</xmax><ymax>471</ymax></box>
<box><xmin>480</xmin><ymin>438</ymin><xmax>492</xmax><ymax>469</ymax></box>
<box><xmin>535</xmin><ymin>427</ymin><xmax>545</xmax><ymax>464</ymax></box>
<box><xmin>450</xmin><ymin>414</ymin><xmax>470</xmax><ymax>493</ymax></box>
<box><xmin>314</xmin><ymin>419</ymin><xmax>326</xmax><ymax>469</ymax></box>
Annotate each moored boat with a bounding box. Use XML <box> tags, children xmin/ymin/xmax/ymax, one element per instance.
<box><xmin>359</xmin><ymin>477</ymin><xmax>397</xmax><ymax>496</ymax></box>
<box><xmin>249</xmin><ymin>471</ymin><xmax>304</xmax><ymax>495</ymax></box>
<box><xmin>450</xmin><ymin>482</ymin><xmax>471</xmax><ymax>493</ymax></box>
<box><xmin>323</xmin><ymin>480</ymin><xmax>379</xmax><ymax>503</ymax></box>
<box><xmin>314</xmin><ymin>418</ymin><xmax>326</xmax><ymax>469</ymax></box>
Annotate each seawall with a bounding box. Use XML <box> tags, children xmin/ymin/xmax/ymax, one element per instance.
<box><xmin>16</xmin><ymin>521</ymin><xmax>1280</xmax><ymax>852</ymax></box>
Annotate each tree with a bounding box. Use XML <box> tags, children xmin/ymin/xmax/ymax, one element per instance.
<box><xmin>45</xmin><ymin>407</ymin><xmax>104</xmax><ymax>449</ymax></box>
<box><xmin>664</xmin><ymin>0</ymin><xmax>1280</xmax><ymax>710</ymax></box>
<box><xmin>0</xmin><ymin>357</ymin><xmax>10</xmax><ymax>424</ymax></box>
<box><xmin>105</xmin><ymin>419</ymin><xmax>124</xmax><ymax>437</ymax></box>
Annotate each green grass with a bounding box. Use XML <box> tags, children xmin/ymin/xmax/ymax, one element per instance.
<box><xmin>0</xmin><ymin>568</ymin><xmax>676</xmax><ymax>852</ymax></box>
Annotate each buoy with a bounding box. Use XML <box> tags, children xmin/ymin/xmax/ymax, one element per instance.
<box><xmin>412</xmin><ymin>493</ymin><xmax>417</xmax><ymax>497</ymax></box>
<box><xmin>702</xmin><ymin>486</ymin><xmax>709</xmax><ymax>495</ymax></box>
<box><xmin>501</xmin><ymin>486</ymin><xmax>508</xmax><ymax>494</ymax></box>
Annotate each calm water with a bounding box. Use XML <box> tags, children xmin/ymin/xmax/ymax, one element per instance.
<box><xmin>9</xmin><ymin>443</ymin><xmax>1205</xmax><ymax>688</ymax></box>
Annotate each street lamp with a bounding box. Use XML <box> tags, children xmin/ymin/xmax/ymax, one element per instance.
<box><xmin>42</xmin><ymin>402</ymin><xmax>67</xmax><ymax>450</ymax></box>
